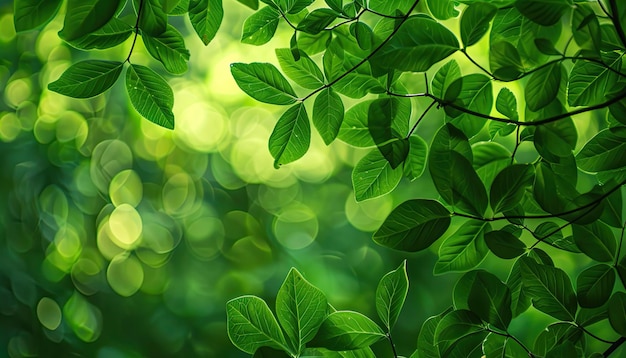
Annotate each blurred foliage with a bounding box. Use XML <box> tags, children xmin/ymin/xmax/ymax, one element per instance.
<box><xmin>0</xmin><ymin>1</ymin><xmax>446</xmax><ymax>357</ymax></box>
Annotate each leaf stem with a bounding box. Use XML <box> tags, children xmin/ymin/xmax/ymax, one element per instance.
<box><xmin>604</xmin><ymin>337</ymin><xmax>626</xmax><ymax>357</ymax></box>
<box><xmin>405</xmin><ymin>100</ymin><xmax>436</xmax><ymax>139</ymax></box>
<box><xmin>615</xmin><ymin>222</ymin><xmax>625</xmax><ymax>266</ymax></box>
<box><xmin>126</xmin><ymin>0</ymin><xmax>145</xmax><ymax>63</ymax></box>
<box><xmin>576</xmin><ymin>324</ymin><xmax>615</xmax><ymax>344</ymax></box>
<box><xmin>598</xmin><ymin>0</ymin><xmax>613</xmax><ymax>19</ymax></box>
<box><xmin>486</xmin><ymin>328</ymin><xmax>536</xmax><ymax>358</ymax></box>
<box><xmin>608</xmin><ymin>0</ymin><xmax>626</xmax><ymax>48</ymax></box>
<box><xmin>511</xmin><ymin>125</ymin><xmax>521</xmax><ymax>164</ymax></box>
<box><xmin>386</xmin><ymin>333</ymin><xmax>399</xmax><ymax>358</ymax></box>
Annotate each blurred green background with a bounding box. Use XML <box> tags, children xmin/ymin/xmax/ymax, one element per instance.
<box><xmin>0</xmin><ymin>1</ymin><xmax>457</xmax><ymax>357</ymax></box>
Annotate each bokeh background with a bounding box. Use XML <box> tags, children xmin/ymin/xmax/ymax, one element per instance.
<box><xmin>0</xmin><ymin>1</ymin><xmax>457</xmax><ymax>357</ymax></box>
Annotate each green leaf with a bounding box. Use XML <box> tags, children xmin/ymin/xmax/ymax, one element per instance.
<box><xmin>495</xmin><ymin>87</ymin><xmax>519</xmax><ymax>121</ymax></box>
<box><xmin>332</xmin><ymin>73</ymin><xmax>385</xmax><ymax>99</ymax></box>
<box><xmin>535</xmin><ymin>222</ymin><xmax>579</xmax><ymax>253</ymax></box>
<box><xmin>608</xmin><ymin>292</ymin><xmax>626</xmax><ymax>336</ymax></box>
<box><xmin>269</xmin><ymin>103</ymin><xmax>310</xmax><ymax>168</ymax></box>
<box><xmin>368</xmin><ymin>0</ymin><xmax>412</xmax><ymax>16</ymax></box>
<box><xmin>460</xmin><ymin>3</ymin><xmax>497</xmax><ymax>47</ymax></box>
<box><xmin>66</xmin><ymin>17</ymin><xmax>133</xmax><ymax>50</ymax></box>
<box><xmin>368</xmin><ymin>97</ymin><xmax>411</xmax><ymax>168</ymax></box>
<box><xmin>313</xmin><ymin>88</ymin><xmax>343</xmax><ymax>145</ymax></box>
<box><xmin>515</xmin><ymin>0</ymin><xmax>573</xmax><ymax>26</ymax></box>
<box><xmin>189</xmin><ymin>0</ymin><xmax>223</xmax><ymax>45</ymax></box>
<box><xmin>276</xmin><ymin>48</ymin><xmax>324</xmax><ymax>89</ymax></box>
<box><xmin>404</xmin><ymin>135</ymin><xmax>428</xmax><ymax>181</ymax></box>
<box><xmin>525</xmin><ymin>62</ymin><xmax>562</xmax><ymax>111</ymax></box>
<box><xmin>430</xmin><ymin>151</ymin><xmax>488</xmax><ymax>216</ymax></box>
<box><xmin>338</xmin><ymin>101</ymin><xmax>375</xmax><ymax>147</ymax></box>
<box><xmin>231</xmin><ymin>62</ymin><xmax>297</xmax><ymax>105</ymax></box>
<box><xmin>375</xmin><ymin>260</ymin><xmax>409</xmax><ymax>331</ymax></box>
<box><xmin>351</xmin><ymin>21</ymin><xmax>373</xmax><ymax>51</ymax></box>
<box><xmin>567</xmin><ymin>53</ymin><xmax>622</xmax><ymax>107</ymax></box>
<box><xmin>373</xmin><ymin>199</ymin><xmax>451</xmax><ymax>252</ymax></box>
<box><xmin>485</xmin><ymin>230</ymin><xmax>526</xmax><ymax>259</ymax></box>
<box><xmin>48</xmin><ymin>60</ymin><xmax>123</xmax><ymax>98</ymax></box>
<box><xmin>430</xmin><ymin>123</ymin><xmax>472</xmax><ymax>162</ymax></box>
<box><xmin>276</xmin><ymin>0</ymin><xmax>314</xmax><ymax>14</ymax></box>
<box><xmin>444</xmin><ymin>74</ymin><xmax>493</xmax><ymax>137</ymax></box>
<box><xmin>467</xmin><ymin>270</ymin><xmax>512</xmax><ymax>330</ymax></box>
<box><xmin>520</xmin><ymin>257</ymin><xmax>577</xmax><ymax>321</ymax></box>
<box><xmin>135</xmin><ymin>0</ymin><xmax>167</xmax><ymax>36</ymax></box>
<box><xmin>13</xmin><ymin>0</ymin><xmax>62</xmax><ymax>32</ymax></box>
<box><xmin>432</xmin><ymin>60</ymin><xmax>461</xmax><ymax>100</ymax></box>
<box><xmin>171</xmin><ymin>0</ymin><xmax>191</xmax><ymax>14</ymax></box>
<box><xmin>241</xmin><ymin>6</ymin><xmax>280</xmax><ymax>45</ymax></box>
<box><xmin>472</xmin><ymin>142</ymin><xmax>511</xmax><ymax>189</ymax></box>
<box><xmin>253</xmin><ymin>347</ymin><xmax>291</xmax><ymax>358</ymax></box>
<box><xmin>434</xmin><ymin>221</ymin><xmax>490</xmax><ymax>275</ymax></box>
<box><xmin>576</xmin><ymin>127</ymin><xmax>626</xmax><ymax>172</ymax></box>
<box><xmin>415</xmin><ymin>308</ymin><xmax>451</xmax><ymax>358</ymax></box>
<box><xmin>426</xmin><ymin>0</ymin><xmax>459</xmax><ymax>20</ymax></box>
<box><xmin>572</xmin><ymin>222</ymin><xmax>616</xmax><ymax>262</ymax></box>
<box><xmin>227</xmin><ymin>295</ymin><xmax>289</xmax><ymax>354</ymax></box>
<box><xmin>143</xmin><ymin>25</ymin><xmax>190</xmax><ymax>75</ymax></box>
<box><xmin>534</xmin><ymin>38</ymin><xmax>561</xmax><ymax>55</ymax></box>
<box><xmin>490</xmin><ymin>164</ymin><xmax>535</xmax><ymax>213</ymax></box>
<box><xmin>276</xmin><ymin>268</ymin><xmax>327</xmax><ymax>354</ymax></box>
<box><xmin>351</xmin><ymin>149</ymin><xmax>402</xmax><ymax>202</ymax></box>
<box><xmin>434</xmin><ymin>309</ymin><xmax>485</xmax><ymax>355</ymax></box>
<box><xmin>533</xmin><ymin>322</ymin><xmax>584</xmax><ymax>356</ymax></box>
<box><xmin>600</xmin><ymin>187</ymin><xmax>623</xmax><ymax>228</ymax></box>
<box><xmin>507</xmin><ymin>258</ymin><xmax>532</xmax><ymax>317</ymax></box>
<box><xmin>310</xmin><ymin>311</ymin><xmax>385</xmax><ymax>350</ymax></box>
<box><xmin>297</xmin><ymin>9</ymin><xmax>338</xmax><ymax>34</ymax></box>
<box><xmin>59</xmin><ymin>0</ymin><xmax>120</xmax><ymax>41</ymax></box>
<box><xmin>482</xmin><ymin>333</ymin><xmax>529</xmax><ymax>358</ymax></box>
<box><xmin>576</xmin><ymin>264</ymin><xmax>615</xmax><ymax>308</ymax></box>
<box><xmin>489</xmin><ymin>41</ymin><xmax>524</xmax><ymax>81</ymax></box>
<box><xmin>371</xmin><ymin>16</ymin><xmax>459</xmax><ymax>72</ymax></box>
<box><xmin>125</xmin><ymin>64</ymin><xmax>175</xmax><ymax>129</ymax></box>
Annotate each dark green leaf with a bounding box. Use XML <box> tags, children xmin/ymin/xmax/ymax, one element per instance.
<box><xmin>375</xmin><ymin>260</ymin><xmax>408</xmax><ymax>331</ymax></box>
<box><xmin>576</xmin><ymin>264</ymin><xmax>615</xmax><ymax>308</ymax></box>
<box><xmin>507</xmin><ymin>258</ymin><xmax>531</xmax><ymax>317</ymax></box>
<box><xmin>525</xmin><ymin>62</ymin><xmax>562</xmax><ymax>111</ymax></box>
<box><xmin>404</xmin><ymin>135</ymin><xmax>428</xmax><ymax>181</ymax></box>
<box><xmin>276</xmin><ymin>268</ymin><xmax>327</xmax><ymax>354</ymax></box>
<box><xmin>534</xmin><ymin>322</ymin><xmax>584</xmax><ymax>356</ymax></box>
<box><xmin>164</xmin><ymin>0</ymin><xmax>182</xmax><ymax>13</ymax></box>
<box><xmin>371</xmin><ymin>16</ymin><xmax>459</xmax><ymax>72</ymax></box>
<box><xmin>189</xmin><ymin>0</ymin><xmax>223</xmax><ymax>45</ymax></box>
<box><xmin>440</xmin><ymin>331</ymin><xmax>488</xmax><ymax>358</ymax></box>
<box><xmin>490</xmin><ymin>164</ymin><xmax>535</xmax><ymax>213</ymax></box>
<box><xmin>313</xmin><ymin>88</ymin><xmax>343</xmax><ymax>145</ymax></box>
<box><xmin>515</xmin><ymin>0</ymin><xmax>573</xmax><ymax>26</ymax></box>
<box><xmin>472</xmin><ymin>142</ymin><xmax>511</xmax><ymax>189</ymax></box>
<box><xmin>460</xmin><ymin>3</ymin><xmax>497</xmax><ymax>47</ymax></box>
<box><xmin>444</xmin><ymin>74</ymin><xmax>493</xmax><ymax>137</ymax></box>
<box><xmin>431</xmin><ymin>151</ymin><xmax>488</xmax><ymax>216</ymax></box>
<box><xmin>576</xmin><ymin>127</ymin><xmax>626</xmax><ymax>172</ymax></box>
<box><xmin>415</xmin><ymin>308</ymin><xmax>452</xmax><ymax>358</ymax></box>
<box><xmin>520</xmin><ymin>257</ymin><xmax>577</xmax><ymax>321</ymax></box>
<box><xmin>572</xmin><ymin>4</ymin><xmax>601</xmax><ymax>55</ymax></box>
<box><xmin>253</xmin><ymin>347</ymin><xmax>290</xmax><ymax>358</ymax></box>
<box><xmin>325</xmin><ymin>0</ymin><xmax>342</xmax><ymax>13</ymax></box>
<box><xmin>426</xmin><ymin>0</ymin><xmax>459</xmax><ymax>20</ymax></box>
<box><xmin>600</xmin><ymin>187</ymin><xmax>623</xmax><ymax>228</ymax></box>
<box><xmin>126</xmin><ymin>64</ymin><xmax>175</xmax><ymax>129</ymax></box>
<box><xmin>482</xmin><ymin>333</ymin><xmax>529</xmax><ymax>358</ymax></box>
<box><xmin>143</xmin><ymin>25</ymin><xmax>190</xmax><ymax>74</ymax></box>
<box><xmin>310</xmin><ymin>311</ymin><xmax>385</xmax><ymax>350</ymax></box>
<box><xmin>66</xmin><ymin>17</ymin><xmax>133</xmax><ymax>50</ymax></box>
<box><xmin>298</xmin><ymin>9</ymin><xmax>338</xmax><ymax>35</ymax></box>
<box><xmin>241</xmin><ymin>6</ymin><xmax>281</xmax><ymax>45</ymax></box>
<box><xmin>495</xmin><ymin>87</ymin><xmax>519</xmax><ymax>121</ymax></box>
<box><xmin>485</xmin><ymin>230</ymin><xmax>526</xmax><ymax>259</ymax></box>
<box><xmin>434</xmin><ymin>309</ymin><xmax>485</xmax><ymax>355</ymax></box>
<box><xmin>352</xmin><ymin>21</ymin><xmax>373</xmax><ymax>50</ymax></box>
<box><xmin>352</xmin><ymin>149</ymin><xmax>402</xmax><ymax>202</ymax></box>
<box><xmin>48</xmin><ymin>60</ymin><xmax>123</xmax><ymax>99</ymax></box>
<box><xmin>230</xmin><ymin>62</ymin><xmax>297</xmax><ymax>105</ymax></box>
<box><xmin>432</xmin><ymin>60</ymin><xmax>461</xmax><ymax>100</ymax></box>
<box><xmin>373</xmin><ymin>199</ymin><xmax>451</xmax><ymax>252</ymax></box>
<box><xmin>171</xmin><ymin>0</ymin><xmax>191</xmax><ymax>14</ymax></box>
<box><xmin>368</xmin><ymin>0</ymin><xmax>412</xmax><ymax>16</ymax></box>
<box><xmin>608</xmin><ymin>292</ymin><xmax>626</xmax><ymax>336</ymax></box>
<box><xmin>368</xmin><ymin>97</ymin><xmax>411</xmax><ymax>168</ymax></box>
<box><xmin>467</xmin><ymin>270</ymin><xmax>512</xmax><ymax>330</ymax></box>
<box><xmin>226</xmin><ymin>296</ymin><xmax>289</xmax><ymax>354</ymax></box>
<box><xmin>14</xmin><ymin>0</ymin><xmax>62</xmax><ymax>32</ymax></box>
<box><xmin>276</xmin><ymin>48</ymin><xmax>324</xmax><ymax>89</ymax></box>
<box><xmin>434</xmin><ymin>221</ymin><xmax>490</xmax><ymax>274</ymax></box>
<box><xmin>534</xmin><ymin>38</ymin><xmax>561</xmax><ymax>55</ymax></box>
<box><xmin>489</xmin><ymin>41</ymin><xmax>524</xmax><ymax>81</ymax></box>
<box><xmin>430</xmin><ymin>123</ymin><xmax>472</xmax><ymax>162</ymax></box>
<box><xmin>269</xmin><ymin>103</ymin><xmax>310</xmax><ymax>167</ymax></box>
<box><xmin>572</xmin><ymin>221</ymin><xmax>616</xmax><ymax>262</ymax></box>
<box><xmin>535</xmin><ymin>222</ymin><xmax>579</xmax><ymax>253</ymax></box>
<box><xmin>568</xmin><ymin>53</ymin><xmax>622</xmax><ymax>107</ymax></box>
<box><xmin>135</xmin><ymin>0</ymin><xmax>167</xmax><ymax>36</ymax></box>
<box><xmin>59</xmin><ymin>0</ymin><xmax>120</xmax><ymax>41</ymax></box>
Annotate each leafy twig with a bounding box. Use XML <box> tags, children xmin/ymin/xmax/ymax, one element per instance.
<box><xmin>126</xmin><ymin>0</ymin><xmax>145</xmax><ymax>63</ymax></box>
<box><xmin>405</xmin><ymin>100</ymin><xmax>436</xmax><ymax>139</ymax></box>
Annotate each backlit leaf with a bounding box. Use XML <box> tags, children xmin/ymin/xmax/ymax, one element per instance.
<box><xmin>241</xmin><ymin>6</ymin><xmax>280</xmax><ymax>45</ymax></box>
<box><xmin>525</xmin><ymin>62</ymin><xmax>562</xmax><ymax>111</ymax></box>
<box><xmin>231</xmin><ymin>62</ymin><xmax>297</xmax><ymax>105</ymax></box>
<box><xmin>572</xmin><ymin>222</ymin><xmax>616</xmax><ymax>262</ymax></box>
<box><xmin>313</xmin><ymin>88</ymin><xmax>343</xmax><ymax>145</ymax></box>
<box><xmin>576</xmin><ymin>264</ymin><xmax>615</xmax><ymax>308</ymax></box>
<box><xmin>515</xmin><ymin>0</ymin><xmax>573</xmax><ymax>26</ymax></box>
<box><xmin>460</xmin><ymin>3</ymin><xmax>497</xmax><ymax>47</ymax></box>
<box><xmin>276</xmin><ymin>48</ymin><xmax>324</xmax><ymax>89</ymax></box>
<box><xmin>373</xmin><ymin>199</ymin><xmax>451</xmax><ymax>252</ymax></box>
<box><xmin>14</xmin><ymin>0</ymin><xmax>62</xmax><ymax>32</ymax></box>
<box><xmin>404</xmin><ymin>135</ymin><xmax>428</xmax><ymax>181</ymax></box>
<box><xmin>485</xmin><ymin>230</ymin><xmax>526</xmax><ymax>259</ymax></box>
<box><xmin>189</xmin><ymin>0</ymin><xmax>223</xmax><ymax>45</ymax></box>
<box><xmin>434</xmin><ymin>221</ymin><xmax>489</xmax><ymax>274</ymax></box>
<box><xmin>48</xmin><ymin>60</ymin><xmax>123</xmax><ymax>99</ymax></box>
<box><xmin>490</xmin><ymin>164</ymin><xmax>535</xmax><ymax>213</ymax></box>
<box><xmin>576</xmin><ymin>127</ymin><xmax>626</xmax><ymax>172</ymax></box>
<box><xmin>375</xmin><ymin>260</ymin><xmax>408</xmax><ymax>331</ymax></box>
<box><xmin>125</xmin><ymin>64</ymin><xmax>175</xmax><ymax>129</ymax></box>
<box><xmin>567</xmin><ymin>53</ymin><xmax>622</xmax><ymax>107</ymax></box>
<box><xmin>310</xmin><ymin>311</ymin><xmax>385</xmax><ymax>350</ymax></box>
<box><xmin>143</xmin><ymin>25</ymin><xmax>190</xmax><ymax>74</ymax></box>
<box><xmin>67</xmin><ymin>17</ymin><xmax>133</xmax><ymax>50</ymax></box>
<box><xmin>269</xmin><ymin>103</ymin><xmax>310</xmax><ymax>167</ymax></box>
<box><xmin>467</xmin><ymin>270</ymin><xmax>512</xmax><ymax>330</ymax></box>
<box><xmin>608</xmin><ymin>292</ymin><xmax>626</xmax><ymax>336</ymax></box>
<box><xmin>352</xmin><ymin>149</ymin><xmax>402</xmax><ymax>202</ymax></box>
<box><xmin>227</xmin><ymin>296</ymin><xmax>289</xmax><ymax>354</ymax></box>
<box><xmin>59</xmin><ymin>0</ymin><xmax>120</xmax><ymax>41</ymax></box>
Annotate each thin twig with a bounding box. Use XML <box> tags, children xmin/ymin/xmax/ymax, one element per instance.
<box><xmin>125</xmin><ymin>0</ymin><xmax>145</xmax><ymax>62</ymax></box>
